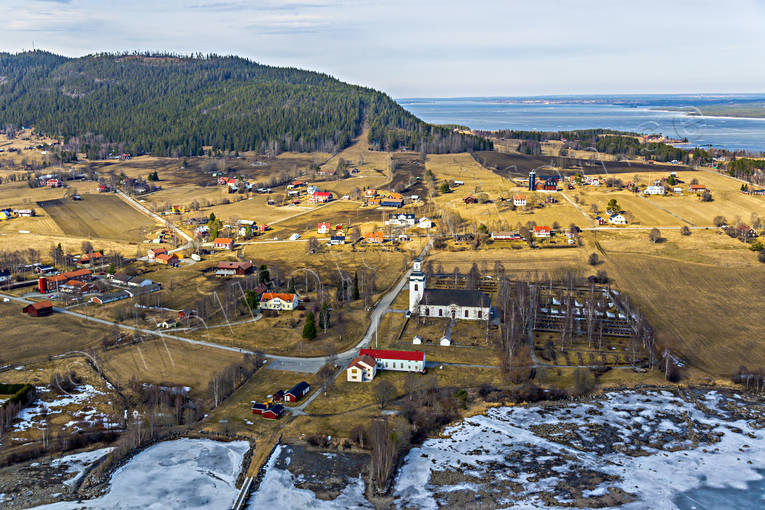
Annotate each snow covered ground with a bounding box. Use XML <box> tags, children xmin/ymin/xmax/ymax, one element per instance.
<box><xmin>50</xmin><ymin>447</ymin><xmax>115</xmax><ymax>488</ymax></box>
<box><xmin>394</xmin><ymin>390</ymin><xmax>765</xmax><ymax>509</ymax></box>
<box><xmin>31</xmin><ymin>438</ymin><xmax>250</xmax><ymax>510</ymax></box>
<box><xmin>11</xmin><ymin>384</ymin><xmax>118</xmax><ymax>437</ymax></box>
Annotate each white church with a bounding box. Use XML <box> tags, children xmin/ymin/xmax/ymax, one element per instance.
<box><xmin>409</xmin><ymin>258</ymin><xmax>491</xmax><ymax>321</ymax></box>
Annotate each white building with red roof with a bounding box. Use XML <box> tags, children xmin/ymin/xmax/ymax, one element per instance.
<box><xmin>346</xmin><ymin>354</ymin><xmax>377</xmax><ymax>382</ymax></box>
<box><xmin>359</xmin><ymin>349</ymin><xmax>425</xmax><ymax>373</ymax></box>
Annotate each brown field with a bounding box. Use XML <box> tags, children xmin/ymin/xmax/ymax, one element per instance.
<box><xmin>0</xmin><ymin>301</ymin><xmax>109</xmax><ymax>365</ymax></box>
<box><xmin>603</xmin><ymin>253</ymin><xmax>765</xmax><ymax>376</ymax></box>
<box><xmin>100</xmin><ymin>338</ymin><xmax>247</xmax><ymax>397</ymax></box>
<box><xmin>426</xmin><ymin>245</ymin><xmax>590</xmax><ymax>278</ymax></box>
<box><xmin>38</xmin><ymin>194</ymin><xmax>155</xmax><ymax>242</ymax></box>
<box><xmin>0</xmin><ymin>181</ymin><xmax>69</xmax><ymax>209</ymax></box>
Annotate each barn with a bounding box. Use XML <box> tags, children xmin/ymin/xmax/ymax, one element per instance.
<box><xmin>251</xmin><ymin>402</ymin><xmax>269</xmax><ymax>415</ymax></box>
<box><xmin>262</xmin><ymin>404</ymin><xmax>285</xmax><ymax>420</ymax></box>
<box><xmin>23</xmin><ymin>301</ymin><xmax>53</xmax><ymax>317</ymax></box>
<box><xmin>284</xmin><ymin>381</ymin><xmax>310</xmax><ymax>402</ymax></box>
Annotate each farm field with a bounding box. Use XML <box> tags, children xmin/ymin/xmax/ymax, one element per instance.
<box><xmin>657</xmin><ymin>189</ymin><xmax>765</xmax><ymax>225</ymax></box>
<box><xmin>588</xmin><ymin>228</ymin><xmax>755</xmax><ymax>267</ymax></box>
<box><xmin>425</xmin><ymin>245</ymin><xmax>590</xmax><ymax>278</ymax></box>
<box><xmin>0</xmin><ymin>180</ymin><xmax>68</xmax><ymax>209</ymax></box>
<box><xmin>578</xmin><ymin>190</ymin><xmax>685</xmax><ymax>226</ymax></box>
<box><xmin>602</xmin><ymin>253</ymin><xmax>765</xmax><ymax>376</ymax></box>
<box><xmin>38</xmin><ymin>193</ymin><xmax>155</xmax><ymax>242</ymax></box>
<box><xmin>100</xmin><ymin>339</ymin><xmax>247</xmax><ymax>397</ymax></box>
<box><xmin>0</xmin><ymin>301</ymin><xmax>108</xmax><ymax>365</ymax></box>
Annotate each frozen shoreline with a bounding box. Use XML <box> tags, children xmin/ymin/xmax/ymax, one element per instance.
<box><xmin>31</xmin><ymin>438</ymin><xmax>250</xmax><ymax>510</ymax></box>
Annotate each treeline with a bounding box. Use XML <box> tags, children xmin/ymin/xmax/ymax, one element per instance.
<box><xmin>0</xmin><ymin>51</ymin><xmax>488</xmax><ymax>157</ymax></box>
<box><xmin>481</xmin><ymin>128</ymin><xmax>636</xmax><ymax>142</ymax></box>
<box><xmin>727</xmin><ymin>158</ymin><xmax>765</xmax><ymax>184</ymax></box>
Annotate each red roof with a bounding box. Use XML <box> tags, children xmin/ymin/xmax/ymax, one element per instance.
<box><xmin>213</xmin><ymin>237</ymin><xmax>233</xmax><ymax>244</ymax></box>
<box><xmin>349</xmin><ymin>354</ymin><xmax>376</xmax><ymax>370</ymax></box>
<box><xmin>360</xmin><ymin>349</ymin><xmax>424</xmax><ymax>362</ymax></box>
<box><xmin>313</xmin><ymin>192</ymin><xmax>332</xmax><ymax>197</ymax></box>
<box><xmin>29</xmin><ymin>300</ymin><xmax>53</xmax><ymax>310</ymax></box>
<box><xmin>533</xmin><ymin>226</ymin><xmax>551</xmax><ymax>233</ymax></box>
<box><xmin>261</xmin><ymin>293</ymin><xmax>297</xmax><ymax>302</ymax></box>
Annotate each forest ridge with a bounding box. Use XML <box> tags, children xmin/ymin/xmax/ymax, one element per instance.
<box><xmin>0</xmin><ymin>51</ymin><xmax>491</xmax><ymax>157</ymax></box>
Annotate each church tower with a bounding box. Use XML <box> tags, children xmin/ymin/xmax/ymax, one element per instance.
<box><xmin>409</xmin><ymin>257</ymin><xmax>426</xmax><ymax>312</ymax></box>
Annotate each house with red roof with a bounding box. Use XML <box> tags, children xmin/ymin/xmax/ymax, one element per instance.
<box><xmin>533</xmin><ymin>225</ymin><xmax>551</xmax><ymax>238</ymax></box>
<box><xmin>317</xmin><ymin>222</ymin><xmax>330</xmax><ymax>234</ymax></box>
<box><xmin>259</xmin><ymin>293</ymin><xmax>299</xmax><ymax>311</ymax></box>
<box><xmin>346</xmin><ymin>354</ymin><xmax>377</xmax><ymax>382</ymax></box>
<box><xmin>364</xmin><ymin>231</ymin><xmax>385</xmax><ymax>244</ymax></box>
<box><xmin>212</xmin><ymin>237</ymin><xmax>234</xmax><ymax>250</ymax></box>
<box><xmin>155</xmin><ymin>253</ymin><xmax>179</xmax><ymax>266</ymax></box>
<box><xmin>359</xmin><ymin>349</ymin><xmax>426</xmax><ymax>373</ymax></box>
<box><xmin>310</xmin><ymin>191</ymin><xmax>333</xmax><ymax>203</ymax></box>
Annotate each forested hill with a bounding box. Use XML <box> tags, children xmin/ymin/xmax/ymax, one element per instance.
<box><xmin>0</xmin><ymin>51</ymin><xmax>491</xmax><ymax>157</ymax></box>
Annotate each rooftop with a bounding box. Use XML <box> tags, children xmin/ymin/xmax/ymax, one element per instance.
<box><xmin>420</xmin><ymin>288</ymin><xmax>491</xmax><ymax>308</ymax></box>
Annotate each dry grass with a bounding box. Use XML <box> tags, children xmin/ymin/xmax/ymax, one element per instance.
<box><xmin>185</xmin><ymin>306</ymin><xmax>369</xmax><ymax>357</ymax></box>
<box><xmin>38</xmin><ymin>194</ymin><xmax>155</xmax><ymax>243</ymax></box>
<box><xmin>100</xmin><ymin>338</ymin><xmax>247</xmax><ymax>397</ymax></box>
<box><xmin>0</xmin><ymin>301</ymin><xmax>109</xmax><ymax>365</ymax></box>
<box><xmin>602</xmin><ymin>252</ymin><xmax>765</xmax><ymax>376</ymax></box>
<box><xmin>201</xmin><ymin>368</ymin><xmax>316</xmax><ymax>437</ymax></box>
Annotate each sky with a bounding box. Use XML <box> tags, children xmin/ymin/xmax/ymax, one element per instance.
<box><xmin>1</xmin><ymin>0</ymin><xmax>765</xmax><ymax>97</ymax></box>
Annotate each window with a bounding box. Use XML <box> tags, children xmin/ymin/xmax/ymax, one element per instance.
<box><xmin>465</xmin><ymin>310</ymin><xmax>469</xmax><ymax>318</ymax></box>
<box><xmin>438</xmin><ymin>309</ymin><xmax>443</xmax><ymax>317</ymax></box>
<box><xmin>425</xmin><ymin>308</ymin><xmax>430</xmax><ymax>316</ymax></box>
<box><xmin>478</xmin><ymin>310</ymin><xmax>482</xmax><ymax>319</ymax></box>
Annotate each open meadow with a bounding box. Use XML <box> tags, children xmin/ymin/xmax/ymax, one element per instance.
<box><xmin>37</xmin><ymin>194</ymin><xmax>155</xmax><ymax>243</ymax></box>
<box><xmin>0</xmin><ymin>301</ymin><xmax>109</xmax><ymax>365</ymax></box>
<box><xmin>100</xmin><ymin>339</ymin><xmax>247</xmax><ymax>398</ymax></box>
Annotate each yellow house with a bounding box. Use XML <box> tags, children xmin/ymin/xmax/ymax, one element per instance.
<box><xmin>346</xmin><ymin>354</ymin><xmax>377</xmax><ymax>382</ymax></box>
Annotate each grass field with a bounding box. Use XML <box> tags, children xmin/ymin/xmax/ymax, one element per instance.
<box><xmin>603</xmin><ymin>253</ymin><xmax>765</xmax><ymax>376</ymax></box>
<box><xmin>38</xmin><ymin>193</ymin><xmax>155</xmax><ymax>242</ymax></box>
<box><xmin>0</xmin><ymin>301</ymin><xmax>109</xmax><ymax>365</ymax></box>
<box><xmin>100</xmin><ymin>339</ymin><xmax>247</xmax><ymax>397</ymax></box>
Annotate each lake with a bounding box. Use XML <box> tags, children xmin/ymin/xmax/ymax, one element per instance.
<box><xmin>399</xmin><ymin>98</ymin><xmax>765</xmax><ymax>153</ymax></box>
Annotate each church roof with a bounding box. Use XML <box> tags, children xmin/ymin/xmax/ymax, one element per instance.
<box><xmin>420</xmin><ymin>288</ymin><xmax>491</xmax><ymax>308</ymax></box>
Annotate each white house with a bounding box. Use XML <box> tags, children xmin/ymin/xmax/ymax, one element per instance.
<box><xmin>644</xmin><ymin>185</ymin><xmax>665</xmax><ymax>195</ymax></box>
<box><xmin>259</xmin><ymin>293</ymin><xmax>299</xmax><ymax>311</ymax></box>
<box><xmin>346</xmin><ymin>354</ymin><xmax>377</xmax><ymax>382</ymax></box>
<box><xmin>418</xmin><ymin>217</ymin><xmax>434</xmax><ymax>229</ymax></box>
<box><xmin>359</xmin><ymin>348</ymin><xmax>425</xmax><ymax>373</ymax></box>
<box><xmin>409</xmin><ymin>258</ymin><xmax>491</xmax><ymax>320</ymax></box>
<box><xmin>385</xmin><ymin>213</ymin><xmax>416</xmax><ymax>226</ymax></box>
<box><xmin>513</xmin><ymin>194</ymin><xmax>527</xmax><ymax>207</ymax></box>
<box><xmin>317</xmin><ymin>222</ymin><xmax>330</xmax><ymax>234</ymax></box>
<box><xmin>608</xmin><ymin>213</ymin><xmax>628</xmax><ymax>225</ymax></box>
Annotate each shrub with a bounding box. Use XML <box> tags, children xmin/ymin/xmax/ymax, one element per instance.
<box><xmin>588</xmin><ymin>253</ymin><xmax>599</xmax><ymax>266</ymax></box>
<box><xmin>680</xmin><ymin>226</ymin><xmax>691</xmax><ymax>236</ymax></box>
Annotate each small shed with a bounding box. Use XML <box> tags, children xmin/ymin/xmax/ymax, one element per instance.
<box><xmin>439</xmin><ymin>337</ymin><xmax>451</xmax><ymax>347</ymax></box>
<box><xmin>412</xmin><ymin>335</ymin><xmax>422</xmax><ymax>345</ymax></box>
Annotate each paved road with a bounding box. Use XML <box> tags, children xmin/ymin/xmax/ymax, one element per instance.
<box><xmin>1</xmin><ymin>239</ymin><xmax>432</xmax><ymax>374</ymax></box>
<box><xmin>115</xmin><ymin>189</ymin><xmax>193</xmax><ymax>244</ymax></box>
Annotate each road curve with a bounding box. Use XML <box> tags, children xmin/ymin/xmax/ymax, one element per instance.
<box><xmin>1</xmin><ymin>239</ymin><xmax>431</xmax><ymax>374</ymax></box>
